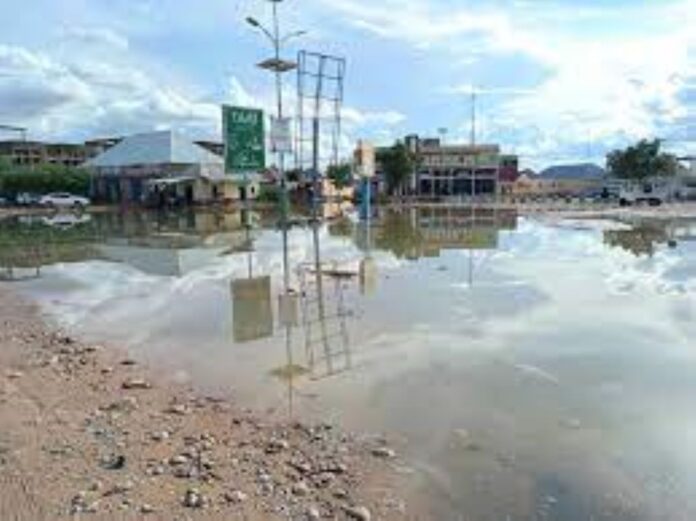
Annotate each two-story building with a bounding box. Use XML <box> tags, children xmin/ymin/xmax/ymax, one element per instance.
<box><xmin>406</xmin><ymin>135</ymin><xmax>502</xmax><ymax>197</ymax></box>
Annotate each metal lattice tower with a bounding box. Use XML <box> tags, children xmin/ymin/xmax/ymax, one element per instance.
<box><xmin>296</xmin><ymin>224</ymin><xmax>353</xmax><ymax>380</ymax></box>
<box><xmin>295</xmin><ymin>51</ymin><xmax>346</xmax><ymax>188</ymax></box>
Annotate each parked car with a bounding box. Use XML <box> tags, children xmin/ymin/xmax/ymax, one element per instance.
<box><xmin>0</xmin><ymin>196</ymin><xmax>8</xmax><ymax>206</ymax></box>
<box><xmin>42</xmin><ymin>213</ymin><xmax>92</xmax><ymax>229</ymax></box>
<box><xmin>15</xmin><ymin>192</ymin><xmax>42</xmax><ymax>206</ymax></box>
<box><xmin>39</xmin><ymin>193</ymin><xmax>91</xmax><ymax>209</ymax></box>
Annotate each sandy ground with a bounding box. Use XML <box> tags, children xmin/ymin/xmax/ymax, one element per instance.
<box><xmin>0</xmin><ymin>286</ymin><xmax>426</xmax><ymax>520</ymax></box>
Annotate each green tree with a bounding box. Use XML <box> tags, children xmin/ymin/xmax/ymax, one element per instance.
<box><xmin>606</xmin><ymin>139</ymin><xmax>678</xmax><ymax>180</ymax></box>
<box><xmin>377</xmin><ymin>141</ymin><xmax>416</xmax><ymax>195</ymax></box>
<box><xmin>0</xmin><ymin>156</ymin><xmax>13</xmax><ymax>174</ymax></box>
<box><xmin>0</xmin><ymin>164</ymin><xmax>91</xmax><ymax>196</ymax></box>
<box><xmin>326</xmin><ymin>163</ymin><xmax>353</xmax><ymax>189</ymax></box>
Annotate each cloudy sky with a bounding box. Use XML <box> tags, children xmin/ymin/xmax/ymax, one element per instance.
<box><xmin>0</xmin><ymin>0</ymin><xmax>693</xmax><ymax>169</ymax></box>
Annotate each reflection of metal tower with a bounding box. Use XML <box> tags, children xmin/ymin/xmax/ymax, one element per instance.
<box><xmin>296</xmin><ymin>51</ymin><xmax>346</xmax><ymax>195</ymax></box>
<box><xmin>296</xmin><ymin>224</ymin><xmax>353</xmax><ymax>380</ymax></box>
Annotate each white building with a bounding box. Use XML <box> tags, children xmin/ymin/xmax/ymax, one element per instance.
<box><xmin>87</xmin><ymin>130</ymin><xmax>259</xmax><ymax>205</ymax></box>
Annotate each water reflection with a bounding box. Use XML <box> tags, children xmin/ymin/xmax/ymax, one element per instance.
<box><xmin>3</xmin><ymin>208</ymin><xmax>696</xmax><ymax>520</ymax></box>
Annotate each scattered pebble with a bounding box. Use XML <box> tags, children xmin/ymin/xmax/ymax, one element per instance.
<box><xmin>371</xmin><ymin>446</ymin><xmax>396</xmax><ymax>459</ymax></box>
<box><xmin>225</xmin><ymin>490</ymin><xmax>248</xmax><ymax>503</ymax></box>
<box><xmin>345</xmin><ymin>505</ymin><xmax>372</xmax><ymax>521</ymax></box>
<box><xmin>99</xmin><ymin>454</ymin><xmax>126</xmax><ymax>470</ymax></box>
<box><xmin>121</xmin><ymin>378</ymin><xmax>151</xmax><ymax>390</ymax></box>
<box><xmin>266</xmin><ymin>438</ymin><xmax>290</xmax><ymax>454</ymax></box>
<box><xmin>183</xmin><ymin>488</ymin><xmax>204</xmax><ymax>508</ymax></box>
<box><xmin>150</xmin><ymin>430</ymin><xmax>170</xmax><ymax>442</ymax></box>
<box><xmin>292</xmin><ymin>481</ymin><xmax>311</xmax><ymax>496</ymax></box>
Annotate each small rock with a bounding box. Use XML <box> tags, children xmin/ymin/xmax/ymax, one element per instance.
<box><xmin>307</xmin><ymin>506</ymin><xmax>321</xmax><ymax>520</ymax></box>
<box><xmin>140</xmin><ymin>504</ymin><xmax>155</xmax><ymax>514</ymax></box>
<box><xmin>345</xmin><ymin>505</ymin><xmax>372</xmax><ymax>521</ymax></box>
<box><xmin>266</xmin><ymin>438</ymin><xmax>290</xmax><ymax>454</ymax></box>
<box><xmin>122</xmin><ymin>378</ymin><xmax>151</xmax><ymax>390</ymax></box>
<box><xmin>183</xmin><ymin>488</ymin><xmax>204</xmax><ymax>508</ymax></box>
<box><xmin>101</xmin><ymin>366</ymin><xmax>113</xmax><ymax>375</ymax></box>
<box><xmin>151</xmin><ymin>430</ymin><xmax>170</xmax><ymax>442</ymax></box>
<box><xmin>100</xmin><ymin>454</ymin><xmax>126</xmax><ymax>470</ymax></box>
<box><xmin>165</xmin><ymin>403</ymin><xmax>189</xmax><ymax>416</ymax></box>
<box><xmin>120</xmin><ymin>359</ymin><xmax>137</xmax><ymax>366</ymax></box>
<box><xmin>225</xmin><ymin>490</ymin><xmax>248</xmax><ymax>503</ymax></box>
<box><xmin>292</xmin><ymin>481</ymin><xmax>311</xmax><ymax>496</ymax></box>
<box><xmin>371</xmin><ymin>447</ymin><xmax>396</xmax><ymax>459</ymax></box>
<box><xmin>170</xmin><ymin>455</ymin><xmax>189</xmax><ymax>466</ymax></box>
<box><xmin>6</xmin><ymin>371</ymin><xmax>23</xmax><ymax>379</ymax></box>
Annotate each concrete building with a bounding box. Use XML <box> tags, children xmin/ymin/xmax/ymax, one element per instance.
<box><xmin>376</xmin><ymin>135</ymin><xmax>512</xmax><ymax>197</ymax></box>
<box><xmin>87</xmin><ymin>130</ymin><xmax>258</xmax><ymax>205</ymax></box>
<box><xmin>0</xmin><ymin>140</ymin><xmax>102</xmax><ymax>168</ymax></box>
<box><xmin>498</xmin><ymin>155</ymin><xmax>521</xmax><ymax>196</ymax></box>
<box><xmin>410</xmin><ymin>135</ymin><xmax>502</xmax><ymax>196</ymax></box>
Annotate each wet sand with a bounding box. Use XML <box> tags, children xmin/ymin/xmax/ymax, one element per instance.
<box><xmin>0</xmin><ymin>285</ymin><xmax>424</xmax><ymax>520</ymax></box>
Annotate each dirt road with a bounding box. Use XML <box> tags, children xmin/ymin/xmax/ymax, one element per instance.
<box><xmin>0</xmin><ymin>285</ymin><xmax>424</xmax><ymax>520</ymax></box>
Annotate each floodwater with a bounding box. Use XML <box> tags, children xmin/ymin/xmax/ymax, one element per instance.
<box><xmin>2</xmin><ymin>207</ymin><xmax>696</xmax><ymax>520</ymax></box>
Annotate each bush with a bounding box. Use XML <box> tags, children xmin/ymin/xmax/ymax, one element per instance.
<box><xmin>0</xmin><ymin>164</ymin><xmax>91</xmax><ymax>197</ymax></box>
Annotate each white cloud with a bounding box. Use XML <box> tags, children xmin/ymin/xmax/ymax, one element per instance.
<box><xmin>60</xmin><ymin>26</ymin><xmax>130</xmax><ymax>50</ymax></box>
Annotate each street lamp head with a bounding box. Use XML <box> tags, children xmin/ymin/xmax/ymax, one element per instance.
<box><xmin>246</xmin><ymin>16</ymin><xmax>260</xmax><ymax>28</ymax></box>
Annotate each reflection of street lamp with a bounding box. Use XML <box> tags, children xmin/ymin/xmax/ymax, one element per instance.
<box><xmin>246</xmin><ymin>1</ymin><xmax>306</xmax><ymax>208</ymax></box>
<box><xmin>246</xmin><ymin>0</ymin><xmax>306</xmax><ymax>298</ymax></box>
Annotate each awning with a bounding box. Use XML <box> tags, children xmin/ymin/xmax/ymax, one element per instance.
<box><xmin>146</xmin><ymin>177</ymin><xmax>196</xmax><ymax>187</ymax></box>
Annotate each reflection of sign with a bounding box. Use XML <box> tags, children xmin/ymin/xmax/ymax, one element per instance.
<box><xmin>270</xmin><ymin>117</ymin><xmax>292</xmax><ymax>154</ymax></box>
<box><xmin>223</xmin><ymin>105</ymin><xmax>265</xmax><ymax>173</ymax></box>
<box><xmin>354</xmin><ymin>140</ymin><xmax>375</xmax><ymax>178</ymax></box>
<box><xmin>359</xmin><ymin>257</ymin><xmax>378</xmax><ymax>296</ymax></box>
<box><xmin>278</xmin><ymin>291</ymin><xmax>299</xmax><ymax>327</ymax></box>
<box><xmin>232</xmin><ymin>276</ymin><xmax>273</xmax><ymax>343</ymax></box>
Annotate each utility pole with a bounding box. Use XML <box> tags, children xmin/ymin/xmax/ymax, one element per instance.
<box><xmin>438</xmin><ymin>127</ymin><xmax>447</xmax><ymax>197</ymax></box>
<box><xmin>246</xmin><ymin>0</ymin><xmax>306</xmax><ymax>210</ymax></box>
<box><xmin>246</xmin><ymin>0</ymin><xmax>306</xmax><ymax>294</ymax></box>
<box><xmin>470</xmin><ymin>87</ymin><xmax>477</xmax><ymax>202</ymax></box>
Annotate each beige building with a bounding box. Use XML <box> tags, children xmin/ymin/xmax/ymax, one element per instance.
<box><xmin>406</xmin><ymin>135</ymin><xmax>501</xmax><ymax>196</ymax></box>
<box><xmin>0</xmin><ymin>140</ymin><xmax>103</xmax><ymax>168</ymax></box>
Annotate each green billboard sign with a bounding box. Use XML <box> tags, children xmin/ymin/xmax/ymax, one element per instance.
<box><xmin>223</xmin><ymin>105</ymin><xmax>265</xmax><ymax>173</ymax></box>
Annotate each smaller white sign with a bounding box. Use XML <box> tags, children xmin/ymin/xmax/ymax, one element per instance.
<box><xmin>270</xmin><ymin>117</ymin><xmax>292</xmax><ymax>154</ymax></box>
<box><xmin>354</xmin><ymin>140</ymin><xmax>376</xmax><ymax>178</ymax></box>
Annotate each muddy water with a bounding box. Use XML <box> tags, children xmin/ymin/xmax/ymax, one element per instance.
<box><xmin>2</xmin><ymin>207</ymin><xmax>696</xmax><ymax>520</ymax></box>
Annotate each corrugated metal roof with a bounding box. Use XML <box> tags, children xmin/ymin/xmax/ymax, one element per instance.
<box><xmin>87</xmin><ymin>130</ymin><xmax>223</xmax><ymax>168</ymax></box>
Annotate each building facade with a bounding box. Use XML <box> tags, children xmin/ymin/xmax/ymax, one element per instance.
<box><xmin>376</xmin><ymin>135</ymin><xmax>515</xmax><ymax>197</ymax></box>
<box><xmin>0</xmin><ymin>140</ymin><xmax>102</xmax><ymax>168</ymax></box>
<box><xmin>87</xmin><ymin>130</ymin><xmax>257</xmax><ymax>205</ymax></box>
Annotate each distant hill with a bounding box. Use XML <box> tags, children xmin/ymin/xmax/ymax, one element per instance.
<box><xmin>540</xmin><ymin>163</ymin><xmax>605</xmax><ymax>180</ymax></box>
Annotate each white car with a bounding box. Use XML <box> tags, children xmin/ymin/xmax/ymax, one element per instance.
<box><xmin>39</xmin><ymin>193</ymin><xmax>91</xmax><ymax>209</ymax></box>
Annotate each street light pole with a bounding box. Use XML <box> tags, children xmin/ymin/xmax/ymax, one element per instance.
<box><xmin>247</xmin><ymin>0</ymin><xmax>307</xmax><ymax>310</ymax></box>
<box><xmin>247</xmin><ymin>1</ymin><xmax>306</xmax><ymax>209</ymax></box>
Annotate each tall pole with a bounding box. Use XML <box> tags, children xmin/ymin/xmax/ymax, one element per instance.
<box><xmin>471</xmin><ymin>88</ymin><xmax>477</xmax><ymax>202</ymax></box>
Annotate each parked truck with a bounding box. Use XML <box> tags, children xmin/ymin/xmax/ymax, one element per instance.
<box><xmin>618</xmin><ymin>179</ymin><xmax>675</xmax><ymax>206</ymax></box>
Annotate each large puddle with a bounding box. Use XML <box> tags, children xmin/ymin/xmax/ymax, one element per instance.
<box><xmin>2</xmin><ymin>207</ymin><xmax>696</xmax><ymax>520</ymax></box>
